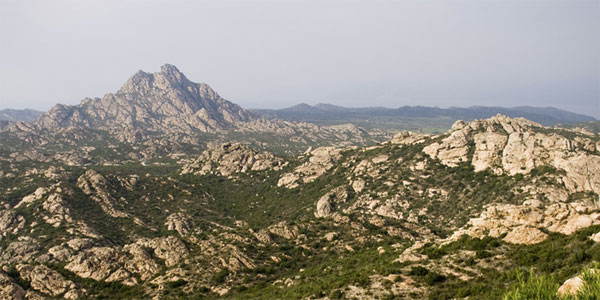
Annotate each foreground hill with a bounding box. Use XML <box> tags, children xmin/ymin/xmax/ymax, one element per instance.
<box><xmin>1</xmin><ymin>114</ymin><xmax>599</xmax><ymax>299</ymax></box>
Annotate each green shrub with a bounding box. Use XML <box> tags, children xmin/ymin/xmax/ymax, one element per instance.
<box><xmin>425</xmin><ymin>271</ymin><xmax>446</xmax><ymax>285</ymax></box>
<box><xmin>409</xmin><ymin>266</ymin><xmax>430</xmax><ymax>276</ymax></box>
<box><xmin>212</xmin><ymin>268</ymin><xmax>230</xmax><ymax>284</ymax></box>
<box><xmin>165</xmin><ymin>279</ymin><xmax>187</xmax><ymax>289</ymax></box>
<box><xmin>329</xmin><ymin>289</ymin><xmax>344</xmax><ymax>299</ymax></box>
<box><xmin>502</xmin><ymin>270</ymin><xmax>558</xmax><ymax>300</ymax></box>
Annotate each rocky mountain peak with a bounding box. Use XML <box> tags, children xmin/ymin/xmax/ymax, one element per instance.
<box><xmin>117</xmin><ymin>63</ymin><xmax>198</xmax><ymax>96</ymax></box>
<box><xmin>158</xmin><ymin>63</ymin><xmax>185</xmax><ymax>80</ymax></box>
<box><xmin>32</xmin><ymin>64</ymin><xmax>257</xmax><ymax>133</ymax></box>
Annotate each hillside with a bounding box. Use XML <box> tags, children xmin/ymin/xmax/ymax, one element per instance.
<box><xmin>1</xmin><ymin>113</ymin><xmax>599</xmax><ymax>299</ymax></box>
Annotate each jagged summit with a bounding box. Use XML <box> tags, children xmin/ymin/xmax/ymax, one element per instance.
<box><xmin>119</xmin><ymin>64</ymin><xmax>194</xmax><ymax>95</ymax></box>
<box><xmin>34</xmin><ymin>64</ymin><xmax>255</xmax><ymax>133</ymax></box>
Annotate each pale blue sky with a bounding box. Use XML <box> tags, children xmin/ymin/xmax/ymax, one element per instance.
<box><xmin>1</xmin><ymin>0</ymin><xmax>598</xmax><ymax>117</ymax></box>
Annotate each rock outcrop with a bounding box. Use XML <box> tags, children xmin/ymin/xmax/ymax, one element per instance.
<box><xmin>315</xmin><ymin>186</ymin><xmax>348</xmax><ymax>218</ymax></box>
<box><xmin>65</xmin><ymin>247</ymin><xmax>124</xmax><ymax>281</ymax></box>
<box><xmin>557</xmin><ymin>269</ymin><xmax>599</xmax><ymax>297</ymax></box>
<box><xmin>1</xmin><ymin>237</ymin><xmax>40</xmax><ymax>264</ymax></box>
<box><xmin>0</xmin><ymin>270</ymin><xmax>26</xmax><ymax>300</ymax></box>
<box><xmin>42</xmin><ymin>193</ymin><xmax>73</xmax><ymax>227</ymax></box>
<box><xmin>423</xmin><ymin>115</ymin><xmax>600</xmax><ymax>193</ymax></box>
<box><xmin>181</xmin><ymin>142</ymin><xmax>286</xmax><ymax>176</ymax></box>
<box><xmin>278</xmin><ymin>146</ymin><xmax>343</xmax><ymax>188</ymax></box>
<box><xmin>122</xmin><ymin>244</ymin><xmax>161</xmax><ymax>281</ymax></box>
<box><xmin>77</xmin><ymin>170</ymin><xmax>136</xmax><ymax>220</ymax></box>
<box><xmin>391</xmin><ymin>131</ymin><xmax>428</xmax><ymax>145</ymax></box>
<box><xmin>0</xmin><ymin>210</ymin><xmax>25</xmax><ymax>240</ymax></box>
<box><xmin>165</xmin><ymin>213</ymin><xmax>191</xmax><ymax>236</ymax></box>
<box><xmin>268</xmin><ymin>222</ymin><xmax>299</xmax><ymax>240</ymax></box>
<box><xmin>133</xmin><ymin>236</ymin><xmax>189</xmax><ymax>267</ymax></box>
<box><xmin>450</xmin><ymin>200</ymin><xmax>600</xmax><ymax>244</ymax></box>
<box><xmin>502</xmin><ymin>225</ymin><xmax>549</xmax><ymax>245</ymax></box>
<box><xmin>16</xmin><ymin>264</ymin><xmax>79</xmax><ymax>297</ymax></box>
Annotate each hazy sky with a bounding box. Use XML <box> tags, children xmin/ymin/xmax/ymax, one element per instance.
<box><xmin>1</xmin><ymin>0</ymin><xmax>599</xmax><ymax>117</ymax></box>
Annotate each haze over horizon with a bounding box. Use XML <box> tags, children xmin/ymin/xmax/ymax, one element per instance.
<box><xmin>1</xmin><ymin>0</ymin><xmax>598</xmax><ymax>118</ymax></box>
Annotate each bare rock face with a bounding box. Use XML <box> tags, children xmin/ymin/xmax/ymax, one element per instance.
<box><xmin>16</xmin><ymin>264</ymin><xmax>78</xmax><ymax>297</ymax></box>
<box><xmin>315</xmin><ymin>186</ymin><xmax>348</xmax><ymax>218</ymax></box>
<box><xmin>122</xmin><ymin>244</ymin><xmax>161</xmax><ymax>281</ymax></box>
<box><xmin>450</xmin><ymin>201</ymin><xmax>600</xmax><ymax>244</ymax></box>
<box><xmin>0</xmin><ymin>210</ymin><xmax>25</xmax><ymax>240</ymax></box>
<box><xmin>134</xmin><ymin>236</ymin><xmax>189</xmax><ymax>267</ymax></box>
<box><xmin>218</xmin><ymin>245</ymin><xmax>256</xmax><ymax>271</ymax></box>
<box><xmin>268</xmin><ymin>222</ymin><xmax>299</xmax><ymax>240</ymax></box>
<box><xmin>278</xmin><ymin>146</ymin><xmax>343</xmax><ymax>188</ymax></box>
<box><xmin>391</xmin><ymin>131</ymin><xmax>429</xmax><ymax>145</ymax></box>
<box><xmin>193</xmin><ymin>235</ymin><xmax>256</xmax><ymax>275</ymax></box>
<box><xmin>63</xmin><ymin>238</ymin><xmax>187</xmax><ymax>285</ymax></box>
<box><xmin>15</xmin><ymin>187</ymin><xmax>48</xmax><ymax>208</ymax></box>
<box><xmin>65</xmin><ymin>247</ymin><xmax>124</xmax><ymax>281</ymax></box>
<box><xmin>0</xmin><ymin>270</ymin><xmax>26</xmax><ymax>300</ymax></box>
<box><xmin>1</xmin><ymin>237</ymin><xmax>40</xmax><ymax>264</ymax></box>
<box><xmin>165</xmin><ymin>213</ymin><xmax>191</xmax><ymax>236</ymax></box>
<box><xmin>77</xmin><ymin>170</ymin><xmax>130</xmax><ymax>218</ymax></box>
<box><xmin>66</xmin><ymin>238</ymin><xmax>94</xmax><ymax>252</ymax></box>
<box><xmin>47</xmin><ymin>245</ymin><xmax>74</xmax><ymax>262</ymax></box>
<box><xmin>105</xmin><ymin>268</ymin><xmax>136</xmax><ymax>286</ymax></box>
<box><xmin>423</xmin><ymin>114</ymin><xmax>600</xmax><ymax>193</ymax></box>
<box><xmin>395</xmin><ymin>241</ymin><xmax>429</xmax><ymax>264</ymax></box>
<box><xmin>252</xmin><ymin>229</ymin><xmax>274</xmax><ymax>244</ymax></box>
<box><xmin>181</xmin><ymin>142</ymin><xmax>286</xmax><ymax>176</ymax></box>
<box><xmin>42</xmin><ymin>193</ymin><xmax>73</xmax><ymax>227</ymax></box>
<box><xmin>502</xmin><ymin>225</ymin><xmax>549</xmax><ymax>244</ymax></box>
<box><xmin>590</xmin><ymin>232</ymin><xmax>600</xmax><ymax>243</ymax></box>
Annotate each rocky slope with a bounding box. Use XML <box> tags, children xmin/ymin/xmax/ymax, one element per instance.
<box><xmin>424</xmin><ymin>115</ymin><xmax>600</xmax><ymax>193</ymax></box>
<box><xmin>1</xmin><ymin>110</ymin><xmax>600</xmax><ymax>299</ymax></box>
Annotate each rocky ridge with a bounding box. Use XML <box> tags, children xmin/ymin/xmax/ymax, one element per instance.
<box><xmin>424</xmin><ymin>115</ymin><xmax>600</xmax><ymax>193</ymax></box>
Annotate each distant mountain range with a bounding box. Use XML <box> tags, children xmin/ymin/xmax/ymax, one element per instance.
<box><xmin>251</xmin><ymin>103</ymin><xmax>596</xmax><ymax>127</ymax></box>
<box><xmin>0</xmin><ymin>108</ymin><xmax>43</xmax><ymax>122</ymax></box>
<box><xmin>1</xmin><ymin>65</ymin><xmax>595</xmax><ymax>138</ymax></box>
